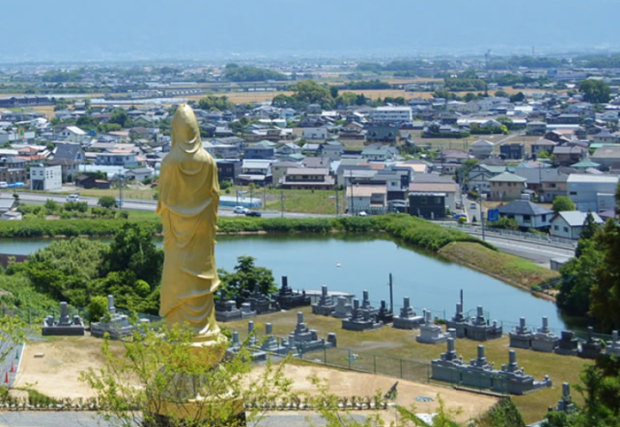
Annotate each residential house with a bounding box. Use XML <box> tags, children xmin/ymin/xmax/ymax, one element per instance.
<box><xmin>0</xmin><ymin>156</ymin><xmax>27</xmax><ymax>184</ymax></box>
<box><xmin>216</xmin><ymin>159</ymin><xmax>242</xmax><ymax>184</ymax></box>
<box><xmin>408</xmin><ymin>179</ymin><xmax>458</xmax><ymax>212</ymax></box>
<box><xmin>468</xmin><ymin>164</ymin><xmax>506</xmax><ymax>194</ymax></box>
<box><xmin>320</xmin><ymin>140</ymin><xmax>344</xmax><ymax>160</ymax></box>
<box><xmin>526</xmin><ymin>121</ymin><xmax>547</xmax><ymax>136</ymax></box>
<box><xmin>245</xmin><ymin>141</ymin><xmax>275</xmax><ymax>159</ymax></box>
<box><xmin>551</xmin><ymin>211</ymin><xmax>604</xmax><ymax>240</ymax></box>
<box><xmin>57</xmin><ymin>125</ymin><xmax>89</xmax><ymax>144</ymax></box>
<box><xmin>497</xmin><ymin>200</ymin><xmax>553</xmax><ymax>230</ymax></box>
<box><xmin>239</xmin><ymin>160</ymin><xmax>273</xmax><ymax>186</ymax></box>
<box><xmin>591</xmin><ymin>146</ymin><xmax>620</xmax><ymax>170</ymax></box>
<box><xmin>271</xmin><ymin>161</ymin><xmax>300</xmax><ymax>185</ymax></box>
<box><xmin>361</xmin><ymin>145</ymin><xmax>395</xmax><ymax>162</ymax></box>
<box><xmin>125</xmin><ymin>167</ymin><xmax>154</xmax><ymax>182</ymax></box>
<box><xmin>592</xmin><ymin>129</ymin><xmax>619</xmax><ymax>144</ymax></box>
<box><xmin>365</xmin><ymin>126</ymin><xmax>398</xmax><ymax>143</ymax></box>
<box><xmin>302</xmin><ymin>127</ymin><xmax>328</xmax><ymax>140</ymax></box>
<box><xmin>279</xmin><ymin>167</ymin><xmax>335</xmax><ymax>190</ymax></box>
<box><xmin>409</xmin><ymin>193</ymin><xmax>447</xmax><ymax>219</ymax></box>
<box><xmin>470</xmin><ymin>139</ymin><xmax>495</xmax><ymax>159</ymax></box>
<box><xmin>553</xmin><ymin>146</ymin><xmax>586</xmax><ymax>167</ymax></box>
<box><xmin>531</xmin><ymin>138</ymin><xmax>557</xmax><ymax>158</ymax></box>
<box><xmin>95</xmin><ymin>152</ymin><xmax>138</xmax><ymax>168</ymax></box>
<box><xmin>30</xmin><ymin>164</ymin><xmax>62</xmax><ymax>191</ymax></box>
<box><xmin>566</xmin><ymin>174</ymin><xmax>620</xmax><ymax>212</ymax></box>
<box><xmin>488</xmin><ymin>172</ymin><xmax>527</xmax><ymax>201</ymax></box>
<box><xmin>345</xmin><ymin>185</ymin><xmax>387</xmax><ymax>215</ymax></box>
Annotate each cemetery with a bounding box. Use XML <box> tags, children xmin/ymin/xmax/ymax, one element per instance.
<box><xmin>42</xmin><ymin>302</ymin><xmax>85</xmax><ymax>336</ymax></box>
<box><xmin>90</xmin><ymin>295</ymin><xmax>136</xmax><ymax>340</ymax></box>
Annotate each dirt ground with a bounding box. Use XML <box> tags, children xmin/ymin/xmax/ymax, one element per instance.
<box><xmin>250</xmin><ymin>364</ymin><xmax>498</xmax><ymax>423</ymax></box>
<box><xmin>13</xmin><ymin>336</ymin><xmax>120</xmax><ymax>399</ymax></box>
<box><xmin>14</xmin><ymin>337</ymin><xmax>497</xmax><ymax>423</ymax></box>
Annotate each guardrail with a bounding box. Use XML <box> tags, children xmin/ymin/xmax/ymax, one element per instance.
<box><xmin>437</xmin><ymin>222</ymin><xmax>577</xmax><ymax>249</ymax></box>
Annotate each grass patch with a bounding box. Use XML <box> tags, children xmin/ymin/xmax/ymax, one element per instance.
<box><xmin>439</xmin><ymin>242</ymin><xmax>560</xmax><ymax>289</ymax></box>
<box><xmin>226</xmin><ymin>306</ymin><xmax>589</xmax><ymax>424</ymax></box>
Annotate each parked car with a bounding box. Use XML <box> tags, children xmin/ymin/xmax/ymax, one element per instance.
<box><xmin>0</xmin><ymin>182</ymin><xmax>7</xmax><ymax>189</ymax></box>
<box><xmin>233</xmin><ymin>206</ymin><xmax>248</xmax><ymax>214</ymax></box>
<box><xmin>116</xmin><ymin>198</ymin><xmax>124</xmax><ymax>208</ymax></box>
<box><xmin>358</xmin><ymin>211</ymin><xmax>368</xmax><ymax>217</ymax></box>
<box><xmin>66</xmin><ymin>194</ymin><xmax>80</xmax><ymax>202</ymax></box>
<box><xmin>245</xmin><ymin>211</ymin><xmax>262</xmax><ymax>217</ymax></box>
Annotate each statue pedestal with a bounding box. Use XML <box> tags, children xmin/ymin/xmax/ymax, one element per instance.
<box><xmin>147</xmin><ymin>335</ymin><xmax>245</xmax><ymax>426</ymax></box>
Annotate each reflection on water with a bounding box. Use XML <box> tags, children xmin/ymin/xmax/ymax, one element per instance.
<box><xmin>0</xmin><ymin>234</ymin><xmax>569</xmax><ymax>331</ymax></box>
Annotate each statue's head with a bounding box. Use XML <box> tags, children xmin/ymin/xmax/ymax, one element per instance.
<box><xmin>171</xmin><ymin>104</ymin><xmax>201</xmax><ymax>152</ymax></box>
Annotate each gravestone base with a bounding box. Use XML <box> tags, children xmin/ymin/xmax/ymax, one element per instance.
<box><xmin>42</xmin><ymin>325</ymin><xmax>85</xmax><ymax>336</ymax></box>
<box><xmin>509</xmin><ymin>334</ymin><xmax>532</xmax><ymax>349</ymax></box>
<box><xmin>341</xmin><ymin>319</ymin><xmax>383</xmax><ymax>332</ymax></box>
<box><xmin>393</xmin><ymin>316</ymin><xmax>424</xmax><ymax>330</ymax></box>
<box><xmin>531</xmin><ymin>336</ymin><xmax>559</xmax><ymax>353</ymax></box>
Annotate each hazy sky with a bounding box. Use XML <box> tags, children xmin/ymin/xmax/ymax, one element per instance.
<box><xmin>3</xmin><ymin>0</ymin><xmax>620</xmax><ymax>62</ymax></box>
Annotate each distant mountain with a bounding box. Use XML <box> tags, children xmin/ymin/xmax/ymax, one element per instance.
<box><xmin>3</xmin><ymin>0</ymin><xmax>620</xmax><ymax>62</ymax></box>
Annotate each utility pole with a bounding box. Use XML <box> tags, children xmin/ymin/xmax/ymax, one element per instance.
<box><xmin>478</xmin><ymin>188</ymin><xmax>486</xmax><ymax>241</ymax></box>
<box><xmin>335</xmin><ymin>186</ymin><xmax>340</xmax><ymax>216</ymax></box>
<box><xmin>280</xmin><ymin>191</ymin><xmax>284</xmax><ymax>217</ymax></box>
<box><xmin>119</xmin><ymin>174</ymin><xmax>124</xmax><ymax>209</ymax></box>
<box><xmin>263</xmin><ymin>185</ymin><xmax>266</xmax><ymax>211</ymax></box>
<box><xmin>388</xmin><ymin>273</ymin><xmax>394</xmax><ymax>314</ymax></box>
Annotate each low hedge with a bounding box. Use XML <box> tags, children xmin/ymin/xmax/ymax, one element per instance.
<box><xmin>0</xmin><ymin>214</ymin><xmax>494</xmax><ymax>254</ymax></box>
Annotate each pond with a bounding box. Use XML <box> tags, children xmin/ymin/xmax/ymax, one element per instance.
<box><xmin>0</xmin><ymin>234</ymin><xmax>568</xmax><ymax>332</ymax></box>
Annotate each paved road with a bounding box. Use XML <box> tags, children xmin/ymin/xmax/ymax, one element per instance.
<box><xmin>0</xmin><ymin>412</ymin><xmax>361</xmax><ymax>426</ymax></box>
<box><xmin>10</xmin><ymin>192</ymin><xmax>331</xmax><ymax>219</ymax></box>
<box><xmin>464</xmin><ymin>229</ymin><xmax>574</xmax><ymax>268</ymax></box>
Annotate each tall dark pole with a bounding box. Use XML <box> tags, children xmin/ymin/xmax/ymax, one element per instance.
<box><xmin>389</xmin><ymin>273</ymin><xmax>394</xmax><ymax>313</ymax></box>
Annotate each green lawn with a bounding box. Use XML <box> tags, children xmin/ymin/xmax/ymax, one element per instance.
<box><xmin>439</xmin><ymin>242</ymin><xmax>560</xmax><ymax>289</ymax></box>
<box><xmin>226</xmin><ymin>306</ymin><xmax>590</xmax><ymax>424</ymax></box>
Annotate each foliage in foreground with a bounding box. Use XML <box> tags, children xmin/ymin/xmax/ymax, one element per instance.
<box><xmin>80</xmin><ymin>322</ymin><xmax>293</xmax><ymax>427</ymax></box>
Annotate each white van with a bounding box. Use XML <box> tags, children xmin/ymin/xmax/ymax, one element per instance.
<box><xmin>0</xmin><ymin>182</ymin><xmax>7</xmax><ymax>189</ymax></box>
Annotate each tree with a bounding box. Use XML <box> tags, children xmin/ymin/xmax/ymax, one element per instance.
<box><xmin>578</xmin><ymin>80</ymin><xmax>611</xmax><ymax>104</ymax></box>
<box><xmin>98</xmin><ymin>195</ymin><xmax>117</xmax><ymax>208</ymax></box>
<box><xmin>557</xmin><ymin>239</ymin><xmax>601</xmax><ymax>317</ymax></box>
<box><xmin>99</xmin><ymin>223</ymin><xmax>164</xmax><ymax>289</ymax></box>
<box><xmin>509</xmin><ymin>92</ymin><xmax>526</xmax><ymax>103</ymax></box>
<box><xmin>575</xmin><ymin>212</ymin><xmax>600</xmax><ymax>258</ymax></box>
<box><xmin>80</xmin><ymin>322</ymin><xmax>293</xmax><ymax>427</ymax></box>
<box><xmin>109</xmin><ymin>108</ymin><xmax>130</xmax><ymax>128</ymax></box>
<box><xmin>591</xmin><ymin>214</ymin><xmax>620</xmax><ymax>330</ymax></box>
<box><xmin>88</xmin><ymin>295</ymin><xmax>108</xmax><ymax>323</ymax></box>
<box><xmin>494</xmin><ymin>90</ymin><xmax>509</xmax><ymax>98</ymax></box>
<box><xmin>329</xmin><ymin>86</ymin><xmax>339</xmax><ymax>99</ymax></box>
<box><xmin>44</xmin><ymin>199</ymin><xmax>59</xmax><ymax>214</ymax></box>
<box><xmin>552</xmin><ymin>196</ymin><xmax>576</xmax><ymax>213</ymax></box>
<box><xmin>290</xmin><ymin>80</ymin><xmax>333</xmax><ymax>109</ymax></box>
<box><xmin>219</xmin><ymin>256</ymin><xmax>277</xmax><ymax>306</ymax></box>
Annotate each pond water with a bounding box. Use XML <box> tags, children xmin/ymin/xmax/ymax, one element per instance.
<box><xmin>0</xmin><ymin>234</ymin><xmax>568</xmax><ymax>332</ymax></box>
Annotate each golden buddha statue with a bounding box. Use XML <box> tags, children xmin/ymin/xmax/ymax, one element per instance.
<box><xmin>156</xmin><ymin>103</ymin><xmax>224</xmax><ymax>350</ymax></box>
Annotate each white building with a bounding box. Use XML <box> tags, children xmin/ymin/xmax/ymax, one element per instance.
<box><xmin>551</xmin><ymin>211</ymin><xmax>604</xmax><ymax>240</ymax></box>
<box><xmin>302</xmin><ymin>127</ymin><xmax>328</xmax><ymax>140</ymax></box>
<box><xmin>370</xmin><ymin>106</ymin><xmax>413</xmax><ymax>123</ymax></box>
<box><xmin>567</xmin><ymin>174</ymin><xmax>619</xmax><ymax>212</ymax></box>
<box><xmin>30</xmin><ymin>164</ymin><xmax>62</xmax><ymax>191</ymax></box>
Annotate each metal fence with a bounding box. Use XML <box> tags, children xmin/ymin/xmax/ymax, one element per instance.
<box><xmin>438</xmin><ymin>222</ymin><xmax>577</xmax><ymax>248</ymax></box>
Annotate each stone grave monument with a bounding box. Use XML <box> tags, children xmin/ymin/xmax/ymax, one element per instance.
<box><xmin>331</xmin><ymin>296</ymin><xmax>352</xmax><ymax>319</ymax></box>
<box><xmin>312</xmin><ymin>285</ymin><xmax>336</xmax><ymax>316</ymax></box>
<box><xmin>393</xmin><ymin>297</ymin><xmax>424</xmax><ymax>330</ymax></box>
<box><xmin>447</xmin><ymin>305</ymin><xmax>502</xmax><ymax>341</ymax></box>
<box><xmin>215</xmin><ymin>291</ymin><xmax>242</xmax><ymax>322</ymax></box>
<box><xmin>509</xmin><ymin>317</ymin><xmax>533</xmax><ymax>349</ymax></box>
<box><xmin>531</xmin><ymin>317</ymin><xmax>559</xmax><ymax>352</ymax></box>
<box><xmin>555</xmin><ymin>331</ymin><xmax>579</xmax><ymax>356</ymax></box>
<box><xmin>90</xmin><ymin>295</ymin><xmax>134</xmax><ymax>340</ymax></box>
<box><xmin>579</xmin><ymin>326</ymin><xmax>602</xmax><ymax>359</ymax></box>
<box><xmin>42</xmin><ymin>302</ymin><xmax>85</xmax><ymax>336</ymax></box>
<box><xmin>274</xmin><ymin>276</ymin><xmax>310</xmax><ymax>310</ymax></box>
<box><xmin>607</xmin><ymin>331</ymin><xmax>620</xmax><ymax>356</ymax></box>
<box><xmin>376</xmin><ymin>300</ymin><xmax>394</xmax><ymax>324</ymax></box>
<box><xmin>247</xmin><ymin>284</ymin><xmax>275</xmax><ymax>315</ymax></box>
<box><xmin>225</xmin><ymin>329</ymin><xmax>266</xmax><ymax>361</ymax></box>
<box><xmin>342</xmin><ymin>299</ymin><xmax>382</xmax><ymax>332</ymax></box>
<box><xmin>359</xmin><ymin>290</ymin><xmax>379</xmax><ymax>317</ymax></box>
<box><xmin>287</xmin><ymin>312</ymin><xmax>337</xmax><ymax>354</ymax></box>
<box><xmin>416</xmin><ymin>309</ymin><xmax>449</xmax><ymax>344</ymax></box>
<box><xmin>240</xmin><ymin>302</ymin><xmax>256</xmax><ymax>319</ymax></box>
<box><xmin>260</xmin><ymin>323</ymin><xmax>289</xmax><ymax>355</ymax></box>
<box><xmin>432</xmin><ymin>340</ymin><xmax>552</xmax><ymax>395</ymax></box>
<box><xmin>555</xmin><ymin>383</ymin><xmax>576</xmax><ymax>414</ymax></box>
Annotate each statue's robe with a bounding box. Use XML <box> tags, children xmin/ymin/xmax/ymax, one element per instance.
<box><xmin>156</xmin><ymin>104</ymin><xmax>220</xmax><ymax>341</ymax></box>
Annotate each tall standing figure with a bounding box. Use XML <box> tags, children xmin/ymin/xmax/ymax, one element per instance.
<box><xmin>156</xmin><ymin>104</ymin><xmax>223</xmax><ymax>347</ymax></box>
